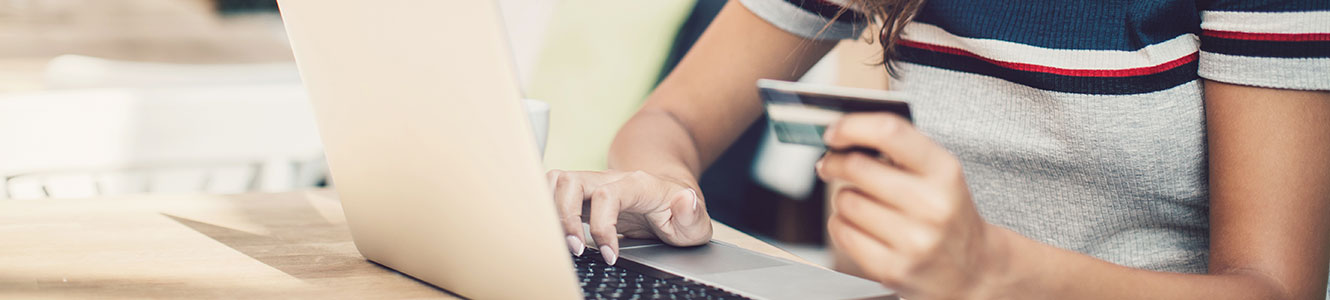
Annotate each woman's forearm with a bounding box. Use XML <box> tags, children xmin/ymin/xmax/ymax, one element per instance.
<box><xmin>606</xmin><ymin>0</ymin><xmax>838</xmax><ymax>184</ymax></box>
<box><xmin>986</xmin><ymin>84</ymin><xmax>1330</xmax><ymax>300</ymax></box>
<box><xmin>993</xmin><ymin>227</ymin><xmax>1288</xmax><ymax>299</ymax></box>
<box><xmin>548</xmin><ymin>1</ymin><xmax>838</xmax><ymax>252</ymax></box>
<box><xmin>607</xmin><ymin>108</ymin><xmax>707</xmax><ymax>185</ymax></box>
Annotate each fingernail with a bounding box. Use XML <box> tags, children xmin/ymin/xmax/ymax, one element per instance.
<box><xmin>676</xmin><ymin>189</ymin><xmax>702</xmax><ymax>225</ymax></box>
<box><xmin>815</xmin><ymin>160</ymin><xmax>824</xmax><ymax>172</ymax></box>
<box><xmin>823</xmin><ymin>124</ymin><xmax>837</xmax><ymax>143</ymax></box>
<box><xmin>566</xmin><ymin>235</ymin><xmax>584</xmax><ymax>256</ymax></box>
<box><xmin>600</xmin><ymin>245</ymin><xmax>617</xmax><ymax>265</ymax></box>
<box><xmin>688</xmin><ymin>189</ymin><xmax>698</xmax><ymax>210</ymax></box>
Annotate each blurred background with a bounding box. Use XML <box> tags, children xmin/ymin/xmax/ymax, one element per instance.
<box><xmin>0</xmin><ymin>0</ymin><xmax>887</xmax><ymax>270</ymax></box>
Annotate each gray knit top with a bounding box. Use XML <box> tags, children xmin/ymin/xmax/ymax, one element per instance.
<box><xmin>741</xmin><ymin>0</ymin><xmax>1330</xmax><ymax>276</ymax></box>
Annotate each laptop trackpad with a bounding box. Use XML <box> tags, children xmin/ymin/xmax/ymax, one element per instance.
<box><xmin>619</xmin><ymin>242</ymin><xmax>788</xmax><ymax>275</ymax></box>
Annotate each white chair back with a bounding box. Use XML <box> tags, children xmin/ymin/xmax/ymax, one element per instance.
<box><xmin>0</xmin><ymin>84</ymin><xmax>325</xmax><ymax>200</ymax></box>
<box><xmin>43</xmin><ymin>55</ymin><xmax>303</xmax><ymax>90</ymax></box>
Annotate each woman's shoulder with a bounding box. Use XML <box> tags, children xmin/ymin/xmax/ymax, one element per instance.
<box><xmin>737</xmin><ymin>0</ymin><xmax>868</xmax><ymax>41</ymax></box>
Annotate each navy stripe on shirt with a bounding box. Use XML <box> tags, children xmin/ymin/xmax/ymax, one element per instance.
<box><xmin>912</xmin><ymin>0</ymin><xmax>1200</xmax><ymax>51</ymax></box>
<box><xmin>1197</xmin><ymin>0</ymin><xmax>1330</xmax><ymax>11</ymax></box>
<box><xmin>1201</xmin><ymin>36</ymin><xmax>1330</xmax><ymax>58</ymax></box>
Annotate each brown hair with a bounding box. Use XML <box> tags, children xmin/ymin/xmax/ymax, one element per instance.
<box><xmin>835</xmin><ymin>0</ymin><xmax>927</xmax><ymax>75</ymax></box>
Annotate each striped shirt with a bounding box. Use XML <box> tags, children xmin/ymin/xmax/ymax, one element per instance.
<box><xmin>742</xmin><ymin>0</ymin><xmax>1329</xmax><ymax>275</ymax></box>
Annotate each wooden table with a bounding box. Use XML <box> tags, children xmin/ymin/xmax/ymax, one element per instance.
<box><xmin>0</xmin><ymin>190</ymin><xmax>813</xmax><ymax>299</ymax></box>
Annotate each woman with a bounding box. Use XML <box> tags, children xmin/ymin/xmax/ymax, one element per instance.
<box><xmin>546</xmin><ymin>0</ymin><xmax>1330</xmax><ymax>298</ymax></box>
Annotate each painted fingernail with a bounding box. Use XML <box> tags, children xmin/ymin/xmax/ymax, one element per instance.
<box><xmin>675</xmin><ymin>189</ymin><xmax>703</xmax><ymax>225</ymax></box>
<box><xmin>688</xmin><ymin>189</ymin><xmax>698</xmax><ymax>210</ymax></box>
<box><xmin>566</xmin><ymin>235</ymin><xmax>584</xmax><ymax>256</ymax></box>
<box><xmin>600</xmin><ymin>245</ymin><xmax>617</xmax><ymax>265</ymax></box>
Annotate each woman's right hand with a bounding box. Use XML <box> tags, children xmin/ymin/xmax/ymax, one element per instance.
<box><xmin>546</xmin><ymin>169</ymin><xmax>713</xmax><ymax>265</ymax></box>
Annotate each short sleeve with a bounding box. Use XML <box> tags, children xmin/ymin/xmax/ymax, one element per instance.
<box><xmin>739</xmin><ymin>0</ymin><xmax>869</xmax><ymax>41</ymax></box>
<box><xmin>1197</xmin><ymin>0</ymin><xmax>1330</xmax><ymax>90</ymax></box>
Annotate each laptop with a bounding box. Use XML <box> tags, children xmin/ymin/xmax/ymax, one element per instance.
<box><xmin>277</xmin><ymin>1</ymin><xmax>895</xmax><ymax>299</ymax></box>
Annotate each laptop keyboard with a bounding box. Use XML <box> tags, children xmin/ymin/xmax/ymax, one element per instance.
<box><xmin>575</xmin><ymin>248</ymin><xmax>750</xmax><ymax>300</ymax></box>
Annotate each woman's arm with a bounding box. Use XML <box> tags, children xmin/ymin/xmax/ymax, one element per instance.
<box><xmin>546</xmin><ymin>1</ymin><xmax>838</xmax><ymax>262</ymax></box>
<box><xmin>1017</xmin><ymin>81</ymin><xmax>1330</xmax><ymax>299</ymax></box>
<box><xmin>816</xmin><ymin>81</ymin><xmax>1330</xmax><ymax>299</ymax></box>
<box><xmin>1205</xmin><ymin>81</ymin><xmax>1330</xmax><ymax>299</ymax></box>
<box><xmin>610</xmin><ymin>1</ymin><xmax>837</xmax><ymax>177</ymax></box>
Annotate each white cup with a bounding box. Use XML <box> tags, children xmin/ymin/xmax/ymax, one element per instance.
<box><xmin>522</xmin><ymin>99</ymin><xmax>550</xmax><ymax>158</ymax></box>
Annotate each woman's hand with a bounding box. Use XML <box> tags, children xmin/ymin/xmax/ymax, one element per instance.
<box><xmin>817</xmin><ymin>113</ymin><xmax>1011</xmax><ymax>299</ymax></box>
<box><xmin>545</xmin><ymin>169</ymin><xmax>713</xmax><ymax>265</ymax></box>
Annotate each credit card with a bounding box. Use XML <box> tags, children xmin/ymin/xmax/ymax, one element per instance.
<box><xmin>758</xmin><ymin>79</ymin><xmax>912</xmax><ymax>148</ymax></box>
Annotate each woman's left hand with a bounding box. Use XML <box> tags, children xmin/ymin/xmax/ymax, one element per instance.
<box><xmin>816</xmin><ymin>113</ymin><xmax>1011</xmax><ymax>300</ymax></box>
